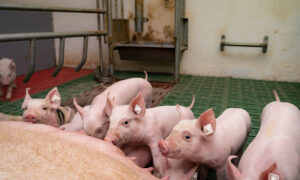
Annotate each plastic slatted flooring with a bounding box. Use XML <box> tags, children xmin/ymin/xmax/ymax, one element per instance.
<box><xmin>0</xmin><ymin>71</ymin><xmax>300</xmax><ymax>179</ymax></box>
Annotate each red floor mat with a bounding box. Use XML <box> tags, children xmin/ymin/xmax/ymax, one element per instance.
<box><xmin>0</xmin><ymin>67</ymin><xmax>93</xmax><ymax>102</ymax></box>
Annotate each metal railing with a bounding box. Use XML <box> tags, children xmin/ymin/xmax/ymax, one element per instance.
<box><xmin>0</xmin><ymin>2</ymin><xmax>109</xmax><ymax>83</ymax></box>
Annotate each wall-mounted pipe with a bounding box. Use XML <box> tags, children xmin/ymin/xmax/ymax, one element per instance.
<box><xmin>135</xmin><ymin>0</ymin><xmax>144</xmax><ymax>33</ymax></box>
<box><xmin>96</xmin><ymin>0</ymin><xmax>104</xmax><ymax>73</ymax></box>
<box><xmin>52</xmin><ymin>38</ymin><xmax>65</xmax><ymax>77</ymax></box>
<box><xmin>75</xmin><ymin>36</ymin><xmax>88</xmax><ymax>72</ymax></box>
<box><xmin>220</xmin><ymin>35</ymin><xmax>269</xmax><ymax>53</ymax></box>
<box><xmin>115</xmin><ymin>0</ymin><xmax>118</xmax><ymax>18</ymax></box>
<box><xmin>23</xmin><ymin>39</ymin><xmax>36</xmax><ymax>83</ymax></box>
<box><xmin>121</xmin><ymin>0</ymin><xmax>124</xmax><ymax>18</ymax></box>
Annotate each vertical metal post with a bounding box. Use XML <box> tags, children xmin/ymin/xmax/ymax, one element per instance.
<box><xmin>108</xmin><ymin>0</ymin><xmax>114</xmax><ymax>76</ymax></box>
<box><xmin>135</xmin><ymin>0</ymin><xmax>144</xmax><ymax>32</ymax></box>
<box><xmin>114</xmin><ymin>0</ymin><xmax>118</xmax><ymax>18</ymax></box>
<box><xmin>75</xmin><ymin>36</ymin><xmax>89</xmax><ymax>72</ymax></box>
<box><xmin>174</xmin><ymin>0</ymin><xmax>182</xmax><ymax>83</ymax></box>
<box><xmin>52</xmin><ymin>37</ymin><xmax>65</xmax><ymax>76</ymax></box>
<box><xmin>23</xmin><ymin>39</ymin><xmax>36</xmax><ymax>83</ymax></box>
<box><xmin>103</xmin><ymin>0</ymin><xmax>108</xmax><ymax>44</ymax></box>
<box><xmin>96</xmin><ymin>0</ymin><xmax>104</xmax><ymax>73</ymax></box>
<box><xmin>120</xmin><ymin>0</ymin><xmax>124</xmax><ymax>18</ymax></box>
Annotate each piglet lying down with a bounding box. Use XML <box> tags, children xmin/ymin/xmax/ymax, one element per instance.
<box><xmin>0</xmin><ymin>121</ymin><xmax>159</xmax><ymax>180</ymax></box>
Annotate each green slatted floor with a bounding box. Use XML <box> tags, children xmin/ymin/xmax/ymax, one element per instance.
<box><xmin>0</xmin><ymin>71</ymin><xmax>300</xmax><ymax>180</ymax></box>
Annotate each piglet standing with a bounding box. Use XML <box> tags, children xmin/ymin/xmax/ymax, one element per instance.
<box><xmin>22</xmin><ymin>87</ymin><xmax>75</xmax><ymax>127</ymax></box>
<box><xmin>104</xmin><ymin>92</ymin><xmax>195</xmax><ymax>177</ymax></box>
<box><xmin>68</xmin><ymin>71</ymin><xmax>153</xmax><ymax>139</ymax></box>
<box><xmin>0</xmin><ymin>58</ymin><xmax>16</xmax><ymax>100</ymax></box>
<box><xmin>227</xmin><ymin>91</ymin><xmax>300</xmax><ymax>180</ymax></box>
<box><xmin>159</xmin><ymin>106</ymin><xmax>251</xmax><ymax>180</ymax></box>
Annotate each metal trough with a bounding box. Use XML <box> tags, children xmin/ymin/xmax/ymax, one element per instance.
<box><xmin>111</xmin><ymin>0</ymin><xmax>188</xmax><ymax>83</ymax></box>
<box><xmin>114</xmin><ymin>41</ymin><xmax>175</xmax><ymax>62</ymax></box>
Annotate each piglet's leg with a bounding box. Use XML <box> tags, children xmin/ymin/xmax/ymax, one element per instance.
<box><xmin>149</xmin><ymin>142</ymin><xmax>168</xmax><ymax>178</ymax></box>
<box><xmin>6</xmin><ymin>84</ymin><xmax>13</xmax><ymax>100</ymax></box>
<box><xmin>13</xmin><ymin>82</ymin><xmax>17</xmax><ymax>88</ymax></box>
<box><xmin>0</xmin><ymin>85</ymin><xmax>3</xmax><ymax>96</ymax></box>
<box><xmin>184</xmin><ymin>164</ymin><xmax>199</xmax><ymax>180</ymax></box>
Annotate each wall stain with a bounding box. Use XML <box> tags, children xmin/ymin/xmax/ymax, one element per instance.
<box><xmin>128</xmin><ymin>11</ymin><xmax>134</xmax><ymax>19</ymax></box>
<box><xmin>130</xmin><ymin>0</ymin><xmax>175</xmax><ymax>43</ymax></box>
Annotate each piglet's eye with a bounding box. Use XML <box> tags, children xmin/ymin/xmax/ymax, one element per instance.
<box><xmin>24</xmin><ymin>107</ymin><xmax>27</xmax><ymax>110</ymax></box>
<box><xmin>42</xmin><ymin>107</ymin><xmax>47</xmax><ymax>110</ymax></box>
<box><xmin>182</xmin><ymin>132</ymin><xmax>192</xmax><ymax>142</ymax></box>
<box><xmin>123</xmin><ymin>120</ymin><xmax>129</xmax><ymax>127</ymax></box>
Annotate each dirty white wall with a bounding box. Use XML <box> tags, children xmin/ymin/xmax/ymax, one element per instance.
<box><xmin>182</xmin><ymin>0</ymin><xmax>300</xmax><ymax>82</ymax></box>
<box><xmin>2</xmin><ymin>0</ymin><xmax>300</xmax><ymax>82</ymax></box>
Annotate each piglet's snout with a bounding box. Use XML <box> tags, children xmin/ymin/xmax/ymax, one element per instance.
<box><xmin>24</xmin><ymin>114</ymin><xmax>37</xmax><ymax>123</ymax></box>
<box><xmin>158</xmin><ymin>140</ymin><xmax>169</xmax><ymax>155</ymax></box>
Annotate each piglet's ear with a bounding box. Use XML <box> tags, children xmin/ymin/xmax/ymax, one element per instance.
<box><xmin>73</xmin><ymin>97</ymin><xmax>86</xmax><ymax>118</ymax></box>
<box><xmin>22</xmin><ymin>88</ymin><xmax>32</xmax><ymax>109</ymax></box>
<box><xmin>196</xmin><ymin>108</ymin><xmax>216</xmax><ymax>136</ymax></box>
<box><xmin>9</xmin><ymin>61</ymin><xmax>16</xmax><ymax>71</ymax></box>
<box><xmin>176</xmin><ymin>104</ymin><xmax>185</xmax><ymax>120</ymax></box>
<box><xmin>129</xmin><ymin>92</ymin><xmax>146</xmax><ymax>118</ymax></box>
<box><xmin>105</xmin><ymin>93</ymin><xmax>115</xmax><ymax>117</ymax></box>
<box><xmin>227</xmin><ymin>156</ymin><xmax>242</xmax><ymax>180</ymax></box>
<box><xmin>45</xmin><ymin>87</ymin><xmax>61</xmax><ymax>109</ymax></box>
<box><xmin>259</xmin><ymin>163</ymin><xmax>283</xmax><ymax>180</ymax></box>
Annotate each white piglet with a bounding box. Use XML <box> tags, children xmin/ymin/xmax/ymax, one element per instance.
<box><xmin>66</xmin><ymin>72</ymin><xmax>153</xmax><ymax>139</ymax></box>
<box><xmin>22</xmin><ymin>87</ymin><xmax>75</xmax><ymax>127</ymax></box>
<box><xmin>104</xmin><ymin>93</ymin><xmax>195</xmax><ymax>177</ymax></box>
<box><xmin>159</xmin><ymin>107</ymin><xmax>251</xmax><ymax>180</ymax></box>
<box><xmin>0</xmin><ymin>58</ymin><xmax>16</xmax><ymax>100</ymax></box>
<box><xmin>227</xmin><ymin>91</ymin><xmax>300</xmax><ymax>180</ymax></box>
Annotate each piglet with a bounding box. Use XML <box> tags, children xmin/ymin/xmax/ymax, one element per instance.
<box><xmin>104</xmin><ymin>92</ymin><xmax>195</xmax><ymax>177</ymax></box>
<box><xmin>159</xmin><ymin>106</ymin><xmax>251</xmax><ymax>180</ymax></box>
<box><xmin>22</xmin><ymin>87</ymin><xmax>75</xmax><ymax>127</ymax></box>
<box><xmin>0</xmin><ymin>58</ymin><xmax>16</xmax><ymax>100</ymax></box>
<box><xmin>227</xmin><ymin>91</ymin><xmax>300</xmax><ymax>180</ymax></box>
<box><xmin>60</xmin><ymin>105</ymin><xmax>90</xmax><ymax>132</ymax></box>
<box><xmin>70</xmin><ymin>71</ymin><xmax>153</xmax><ymax>139</ymax></box>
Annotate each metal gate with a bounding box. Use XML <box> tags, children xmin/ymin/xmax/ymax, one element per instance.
<box><xmin>0</xmin><ymin>1</ymin><xmax>112</xmax><ymax>83</ymax></box>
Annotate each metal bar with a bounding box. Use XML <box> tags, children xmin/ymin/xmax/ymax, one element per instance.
<box><xmin>0</xmin><ymin>30</ymin><xmax>107</xmax><ymax>42</ymax></box>
<box><xmin>52</xmin><ymin>38</ymin><xmax>65</xmax><ymax>77</ymax></box>
<box><xmin>174</xmin><ymin>0</ymin><xmax>181</xmax><ymax>83</ymax></box>
<box><xmin>135</xmin><ymin>0</ymin><xmax>144</xmax><ymax>32</ymax></box>
<box><xmin>220</xmin><ymin>35</ymin><xmax>269</xmax><ymax>53</ymax></box>
<box><xmin>23</xmin><ymin>39</ymin><xmax>36</xmax><ymax>83</ymax></box>
<box><xmin>108</xmin><ymin>0</ymin><xmax>114</xmax><ymax>76</ymax></box>
<box><xmin>108</xmin><ymin>0</ymin><xmax>112</xmax><ymax>36</ymax></box>
<box><xmin>115</xmin><ymin>0</ymin><xmax>118</xmax><ymax>18</ymax></box>
<box><xmin>96</xmin><ymin>0</ymin><xmax>104</xmax><ymax>73</ymax></box>
<box><xmin>0</xmin><ymin>4</ymin><xmax>105</xmax><ymax>14</ymax></box>
<box><xmin>104</xmin><ymin>0</ymin><xmax>108</xmax><ymax>43</ymax></box>
<box><xmin>75</xmin><ymin>36</ymin><xmax>88</xmax><ymax>72</ymax></box>
<box><xmin>121</xmin><ymin>0</ymin><xmax>124</xmax><ymax>18</ymax></box>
